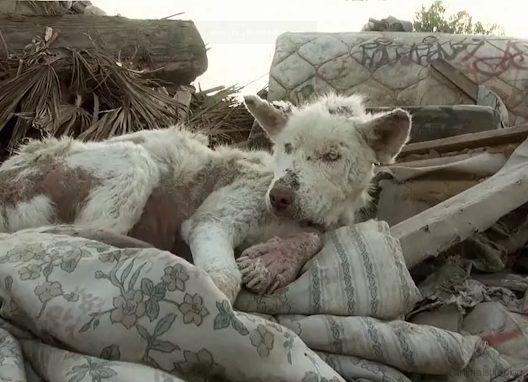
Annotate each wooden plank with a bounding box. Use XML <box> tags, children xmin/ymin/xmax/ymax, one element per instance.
<box><xmin>431</xmin><ymin>59</ymin><xmax>479</xmax><ymax>101</ymax></box>
<box><xmin>0</xmin><ymin>14</ymin><xmax>207</xmax><ymax>84</ymax></box>
<box><xmin>400</xmin><ymin>125</ymin><xmax>528</xmax><ymax>156</ymax></box>
<box><xmin>393</xmin><ymin>152</ymin><xmax>476</xmax><ymax>167</ymax></box>
<box><xmin>392</xmin><ymin>137</ymin><xmax>528</xmax><ymax>268</ymax></box>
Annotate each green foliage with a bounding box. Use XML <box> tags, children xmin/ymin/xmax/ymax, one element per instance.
<box><xmin>413</xmin><ymin>0</ymin><xmax>503</xmax><ymax>35</ymax></box>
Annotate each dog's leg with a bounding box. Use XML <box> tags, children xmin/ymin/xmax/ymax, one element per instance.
<box><xmin>184</xmin><ymin>222</ymin><xmax>241</xmax><ymax>303</ymax></box>
<box><xmin>181</xmin><ymin>180</ymin><xmax>270</xmax><ymax>303</ymax></box>
<box><xmin>237</xmin><ymin>232</ymin><xmax>322</xmax><ymax>295</ymax></box>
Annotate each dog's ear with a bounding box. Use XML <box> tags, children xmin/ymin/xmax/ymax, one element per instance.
<box><xmin>244</xmin><ymin>95</ymin><xmax>291</xmax><ymax>140</ymax></box>
<box><xmin>357</xmin><ymin>108</ymin><xmax>411</xmax><ymax>164</ymax></box>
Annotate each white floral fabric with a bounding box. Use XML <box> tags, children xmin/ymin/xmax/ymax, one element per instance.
<box><xmin>0</xmin><ymin>230</ymin><xmax>341</xmax><ymax>381</ymax></box>
<box><xmin>0</xmin><ymin>221</ymin><xmax>518</xmax><ymax>381</ymax></box>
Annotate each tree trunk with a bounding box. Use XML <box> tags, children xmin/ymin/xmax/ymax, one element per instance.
<box><xmin>0</xmin><ymin>14</ymin><xmax>207</xmax><ymax>84</ymax></box>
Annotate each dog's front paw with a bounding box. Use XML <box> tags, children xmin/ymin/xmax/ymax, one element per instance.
<box><xmin>237</xmin><ymin>257</ymin><xmax>275</xmax><ymax>295</ymax></box>
<box><xmin>205</xmin><ymin>266</ymin><xmax>242</xmax><ymax>304</ymax></box>
<box><xmin>237</xmin><ymin>232</ymin><xmax>322</xmax><ymax>295</ymax></box>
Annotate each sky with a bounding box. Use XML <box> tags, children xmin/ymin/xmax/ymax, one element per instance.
<box><xmin>92</xmin><ymin>0</ymin><xmax>528</xmax><ymax>94</ymax></box>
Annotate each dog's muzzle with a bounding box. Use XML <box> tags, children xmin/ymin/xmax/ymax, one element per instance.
<box><xmin>269</xmin><ymin>185</ymin><xmax>294</xmax><ymax>213</ymax></box>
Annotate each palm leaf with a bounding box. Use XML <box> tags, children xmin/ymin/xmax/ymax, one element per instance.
<box><xmin>0</xmin><ymin>28</ymin><xmax>256</xmax><ymax>157</ymax></box>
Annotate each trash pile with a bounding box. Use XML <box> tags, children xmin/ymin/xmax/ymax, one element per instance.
<box><xmin>382</xmin><ymin>124</ymin><xmax>528</xmax><ymax>377</ymax></box>
<box><xmin>244</xmin><ymin>29</ymin><xmax>528</xmax><ymax>381</ymax></box>
<box><xmin>361</xmin><ymin>16</ymin><xmax>414</xmax><ymax>32</ymax></box>
<box><xmin>2</xmin><ymin>0</ymin><xmax>106</xmax><ymax>17</ymax></box>
<box><xmin>0</xmin><ymin>9</ymin><xmax>528</xmax><ymax>382</ymax></box>
<box><xmin>386</xmin><ymin>122</ymin><xmax>528</xmax><ymax>273</ymax></box>
<box><xmin>243</xmin><ymin>112</ymin><xmax>528</xmax><ymax>381</ymax></box>
<box><xmin>0</xmin><ymin>16</ymin><xmax>254</xmax><ymax>159</ymax></box>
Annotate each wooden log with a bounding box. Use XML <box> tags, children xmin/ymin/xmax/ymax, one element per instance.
<box><xmin>392</xmin><ymin>137</ymin><xmax>528</xmax><ymax>268</ymax></box>
<box><xmin>393</xmin><ymin>152</ymin><xmax>477</xmax><ymax>167</ymax></box>
<box><xmin>400</xmin><ymin>124</ymin><xmax>528</xmax><ymax>157</ymax></box>
<box><xmin>0</xmin><ymin>14</ymin><xmax>207</xmax><ymax>84</ymax></box>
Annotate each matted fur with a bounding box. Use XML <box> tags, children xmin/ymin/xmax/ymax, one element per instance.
<box><xmin>0</xmin><ymin>95</ymin><xmax>411</xmax><ymax>301</ymax></box>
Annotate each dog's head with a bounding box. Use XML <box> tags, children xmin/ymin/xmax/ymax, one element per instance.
<box><xmin>244</xmin><ymin>94</ymin><xmax>411</xmax><ymax>227</ymax></box>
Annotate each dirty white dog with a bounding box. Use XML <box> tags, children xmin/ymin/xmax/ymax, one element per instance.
<box><xmin>0</xmin><ymin>94</ymin><xmax>411</xmax><ymax>302</ymax></box>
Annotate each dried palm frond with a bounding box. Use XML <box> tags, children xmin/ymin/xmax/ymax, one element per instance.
<box><xmin>0</xmin><ymin>33</ymin><xmax>184</xmax><ymax>152</ymax></box>
<box><xmin>10</xmin><ymin>69</ymin><xmax>61</xmax><ymax>149</ymax></box>
<box><xmin>23</xmin><ymin>1</ymin><xmax>79</xmax><ymax>16</ymax></box>
<box><xmin>188</xmin><ymin>85</ymin><xmax>254</xmax><ymax>146</ymax></box>
<box><xmin>25</xmin><ymin>1</ymin><xmax>63</xmax><ymax>15</ymax></box>
<box><xmin>66</xmin><ymin>49</ymin><xmax>184</xmax><ymax>140</ymax></box>
<box><xmin>40</xmin><ymin>101</ymin><xmax>92</xmax><ymax>137</ymax></box>
<box><xmin>0</xmin><ymin>28</ymin><xmax>258</xmax><ymax>157</ymax></box>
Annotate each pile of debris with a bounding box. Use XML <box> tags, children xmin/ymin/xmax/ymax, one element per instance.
<box><xmin>0</xmin><ymin>11</ymin><xmax>255</xmax><ymax>159</ymax></box>
<box><xmin>1</xmin><ymin>0</ymin><xmax>106</xmax><ymax>16</ymax></box>
<box><xmin>0</xmin><ymin>32</ymin><xmax>186</xmax><ymax>152</ymax></box>
<box><xmin>1</xmin><ymin>7</ymin><xmax>528</xmax><ymax>381</ymax></box>
<box><xmin>369</xmin><ymin>123</ymin><xmax>528</xmax><ymax>375</ymax></box>
<box><xmin>249</xmin><ymin>31</ymin><xmax>528</xmax><ymax>375</ymax></box>
<box><xmin>188</xmin><ymin>85</ymin><xmax>255</xmax><ymax>147</ymax></box>
<box><xmin>361</xmin><ymin>15</ymin><xmax>414</xmax><ymax>32</ymax></box>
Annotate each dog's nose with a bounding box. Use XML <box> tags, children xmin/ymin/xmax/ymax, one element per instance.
<box><xmin>269</xmin><ymin>186</ymin><xmax>294</xmax><ymax>212</ymax></box>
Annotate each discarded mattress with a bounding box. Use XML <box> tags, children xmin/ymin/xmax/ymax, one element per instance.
<box><xmin>268</xmin><ymin>32</ymin><xmax>527</xmax><ymax>125</ymax></box>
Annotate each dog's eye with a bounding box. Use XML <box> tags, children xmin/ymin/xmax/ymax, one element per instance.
<box><xmin>322</xmin><ymin>151</ymin><xmax>341</xmax><ymax>162</ymax></box>
<box><xmin>284</xmin><ymin>143</ymin><xmax>293</xmax><ymax>154</ymax></box>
